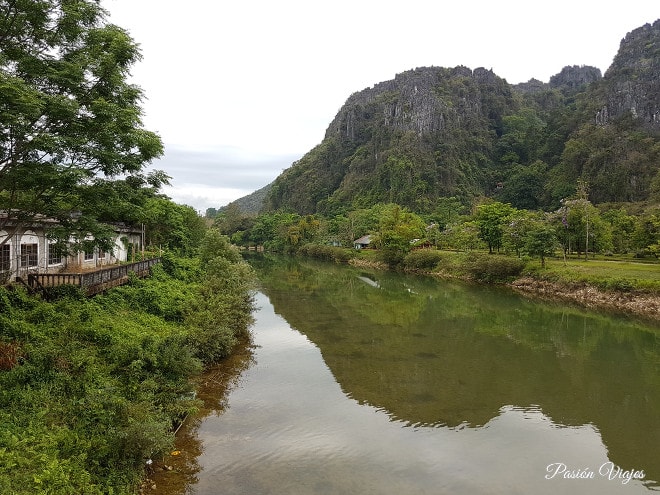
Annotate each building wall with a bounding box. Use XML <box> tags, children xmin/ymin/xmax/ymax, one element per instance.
<box><xmin>0</xmin><ymin>227</ymin><xmax>143</xmax><ymax>282</ymax></box>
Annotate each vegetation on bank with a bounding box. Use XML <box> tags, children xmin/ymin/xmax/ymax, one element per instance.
<box><xmin>215</xmin><ymin>189</ymin><xmax>659</xmax><ymax>319</ymax></box>
<box><xmin>214</xmin><ymin>182</ymin><xmax>659</xmax><ymax>289</ymax></box>
<box><xmin>216</xmin><ymin>181</ymin><xmax>659</xmax><ymax>262</ymax></box>
<box><xmin>0</xmin><ymin>230</ymin><xmax>255</xmax><ymax>495</ymax></box>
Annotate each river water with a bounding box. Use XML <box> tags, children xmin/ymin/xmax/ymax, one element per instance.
<box><xmin>155</xmin><ymin>255</ymin><xmax>660</xmax><ymax>494</ymax></box>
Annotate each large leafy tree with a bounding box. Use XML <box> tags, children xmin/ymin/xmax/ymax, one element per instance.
<box><xmin>0</xmin><ymin>0</ymin><xmax>163</xmax><ymax>251</ymax></box>
<box><xmin>370</xmin><ymin>203</ymin><xmax>425</xmax><ymax>266</ymax></box>
<box><xmin>474</xmin><ymin>201</ymin><xmax>515</xmax><ymax>254</ymax></box>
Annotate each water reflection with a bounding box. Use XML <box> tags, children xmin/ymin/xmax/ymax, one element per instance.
<box><xmin>148</xmin><ymin>339</ymin><xmax>255</xmax><ymax>495</ymax></box>
<box><xmin>157</xmin><ymin>255</ymin><xmax>660</xmax><ymax>494</ymax></box>
<box><xmin>251</xmin><ymin>255</ymin><xmax>660</xmax><ymax>489</ymax></box>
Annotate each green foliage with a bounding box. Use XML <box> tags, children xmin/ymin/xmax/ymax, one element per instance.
<box><xmin>553</xmin><ymin>182</ymin><xmax>613</xmax><ymax>258</ymax></box>
<box><xmin>601</xmin><ymin>207</ymin><xmax>636</xmax><ymax>254</ymax></box>
<box><xmin>440</xmin><ymin>220</ymin><xmax>484</xmax><ymax>251</ymax></box>
<box><xmin>523</xmin><ymin>223</ymin><xmax>558</xmax><ymax>267</ymax></box>
<box><xmin>552</xmin><ymin>124</ymin><xmax>660</xmax><ymax>204</ymax></box>
<box><xmin>0</xmin><ymin>246</ymin><xmax>256</xmax><ymax>494</ymax></box>
<box><xmin>199</xmin><ymin>228</ymin><xmax>242</xmax><ymax>265</ymax></box>
<box><xmin>461</xmin><ymin>253</ymin><xmax>526</xmax><ymax>283</ymax></box>
<box><xmin>475</xmin><ymin>201</ymin><xmax>516</xmax><ymax>253</ymax></box>
<box><xmin>142</xmin><ymin>198</ymin><xmax>207</xmax><ymax>254</ymax></box>
<box><xmin>496</xmin><ymin>160</ymin><xmax>547</xmax><ymax>210</ymax></box>
<box><xmin>245</xmin><ymin>211</ymin><xmax>300</xmax><ymax>251</ymax></box>
<box><xmin>632</xmin><ymin>208</ymin><xmax>660</xmax><ymax>257</ymax></box>
<box><xmin>370</xmin><ymin>204</ymin><xmax>425</xmax><ymax>267</ymax></box>
<box><xmin>298</xmin><ymin>244</ymin><xmax>355</xmax><ymax>263</ymax></box>
<box><xmin>185</xmin><ymin>231</ymin><xmax>256</xmax><ymax>365</ymax></box>
<box><xmin>0</xmin><ymin>0</ymin><xmax>163</xmax><ymax>251</ymax></box>
<box><xmin>402</xmin><ymin>250</ymin><xmax>446</xmax><ymax>271</ymax></box>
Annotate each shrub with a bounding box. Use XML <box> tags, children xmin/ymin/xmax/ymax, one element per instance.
<box><xmin>461</xmin><ymin>253</ymin><xmax>526</xmax><ymax>283</ymax></box>
<box><xmin>185</xmin><ymin>239</ymin><xmax>256</xmax><ymax>365</ymax></box>
<box><xmin>298</xmin><ymin>243</ymin><xmax>354</xmax><ymax>263</ymax></box>
<box><xmin>403</xmin><ymin>250</ymin><xmax>446</xmax><ymax>271</ymax></box>
<box><xmin>43</xmin><ymin>284</ymin><xmax>87</xmax><ymax>301</ymax></box>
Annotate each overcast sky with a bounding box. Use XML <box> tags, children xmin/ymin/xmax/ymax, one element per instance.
<box><xmin>102</xmin><ymin>0</ymin><xmax>659</xmax><ymax>212</ymax></box>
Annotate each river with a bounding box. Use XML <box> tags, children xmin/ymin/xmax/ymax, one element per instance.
<box><xmin>153</xmin><ymin>255</ymin><xmax>660</xmax><ymax>494</ymax></box>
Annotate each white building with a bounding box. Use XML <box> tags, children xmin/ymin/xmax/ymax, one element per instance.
<box><xmin>0</xmin><ymin>220</ymin><xmax>144</xmax><ymax>283</ymax></box>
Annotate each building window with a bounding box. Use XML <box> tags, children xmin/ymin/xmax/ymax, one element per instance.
<box><xmin>0</xmin><ymin>244</ymin><xmax>10</xmax><ymax>271</ymax></box>
<box><xmin>84</xmin><ymin>249</ymin><xmax>95</xmax><ymax>261</ymax></box>
<box><xmin>20</xmin><ymin>243</ymin><xmax>38</xmax><ymax>267</ymax></box>
<box><xmin>48</xmin><ymin>244</ymin><xmax>63</xmax><ymax>265</ymax></box>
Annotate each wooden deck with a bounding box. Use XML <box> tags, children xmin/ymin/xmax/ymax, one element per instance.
<box><xmin>24</xmin><ymin>258</ymin><xmax>161</xmax><ymax>296</ymax></box>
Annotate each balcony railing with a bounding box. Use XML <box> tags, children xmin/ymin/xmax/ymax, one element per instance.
<box><xmin>26</xmin><ymin>258</ymin><xmax>161</xmax><ymax>296</ymax></box>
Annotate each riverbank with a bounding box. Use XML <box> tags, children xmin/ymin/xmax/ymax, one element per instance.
<box><xmin>509</xmin><ymin>277</ymin><xmax>660</xmax><ymax>322</ymax></box>
<box><xmin>141</xmin><ymin>335</ymin><xmax>255</xmax><ymax>494</ymax></box>
<box><xmin>0</xmin><ymin>232</ymin><xmax>256</xmax><ymax>495</ymax></box>
<box><xmin>348</xmin><ymin>252</ymin><xmax>660</xmax><ymax>323</ymax></box>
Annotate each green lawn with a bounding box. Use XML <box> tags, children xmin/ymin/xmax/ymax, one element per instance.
<box><xmin>533</xmin><ymin>257</ymin><xmax>660</xmax><ymax>292</ymax></box>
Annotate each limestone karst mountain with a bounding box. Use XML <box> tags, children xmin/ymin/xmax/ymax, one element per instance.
<box><xmin>226</xmin><ymin>19</ymin><xmax>660</xmax><ymax>215</ymax></box>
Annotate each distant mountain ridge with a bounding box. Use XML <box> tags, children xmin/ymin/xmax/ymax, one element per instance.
<box><xmin>225</xmin><ymin>19</ymin><xmax>660</xmax><ymax>215</ymax></box>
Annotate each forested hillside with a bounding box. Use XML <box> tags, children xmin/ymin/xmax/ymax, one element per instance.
<box><xmin>230</xmin><ymin>19</ymin><xmax>659</xmax><ymax>216</ymax></box>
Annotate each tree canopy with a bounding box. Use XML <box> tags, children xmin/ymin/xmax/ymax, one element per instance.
<box><xmin>0</xmin><ymin>0</ymin><xmax>163</xmax><ymax>250</ymax></box>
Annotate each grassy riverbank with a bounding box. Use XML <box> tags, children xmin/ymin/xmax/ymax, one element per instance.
<box><xmin>0</xmin><ymin>231</ymin><xmax>255</xmax><ymax>494</ymax></box>
<box><xmin>297</xmin><ymin>244</ymin><xmax>660</xmax><ymax>321</ymax></box>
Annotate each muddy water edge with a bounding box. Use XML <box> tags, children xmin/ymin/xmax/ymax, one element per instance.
<box><xmin>141</xmin><ymin>337</ymin><xmax>255</xmax><ymax>495</ymax></box>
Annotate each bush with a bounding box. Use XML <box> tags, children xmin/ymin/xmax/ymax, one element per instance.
<box><xmin>403</xmin><ymin>250</ymin><xmax>446</xmax><ymax>271</ymax></box>
<box><xmin>185</xmin><ymin>236</ymin><xmax>256</xmax><ymax>365</ymax></box>
<box><xmin>298</xmin><ymin>243</ymin><xmax>354</xmax><ymax>263</ymax></box>
<box><xmin>43</xmin><ymin>284</ymin><xmax>87</xmax><ymax>302</ymax></box>
<box><xmin>461</xmin><ymin>253</ymin><xmax>526</xmax><ymax>283</ymax></box>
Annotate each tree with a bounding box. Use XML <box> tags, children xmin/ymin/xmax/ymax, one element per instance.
<box><xmin>495</xmin><ymin>109</ymin><xmax>546</xmax><ymax>166</ymax></box>
<box><xmin>554</xmin><ymin>181</ymin><xmax>612</xmax><ymax>259</ymax></box>
<box><xmin>0</xmin><ymin>1</ymin><xmax>163</xmax><ymax>251</ymax></box>
<box><xmin>246</xmin><ymin>212</ymin><xmax>299</xmax><ymax>251</ymax></box>
<box><xmin>523</xmin><ymin>220</ymin><xmax>557</xmax><ymax>268</ymax></box>
<box><xmin>632</xmin><ymin>209</ymin><xmax>660</xmax><ymax>257</ymax></box>
<box><xmin>502</xmin><ymin>209</ymin><xmax>537</xmax><ymax>257</ymax></box>
<box><xmin>142</xmin><ymin>198</ymin><xmax>206</xmax><ymax>254</ymax></box>
<box><xmin>441</xmin><ymin>220</ymin><xmax>483</xmax><ymax>252</ymax></box>
<box><xmin>602</xmin><ymin>208</ymin><xmax>635</xmax><ymax>254</ymax></box>
<box><xmin>497</xmin><ymin>160</ymin><xmax>547</xmax><ymax>210</ymax></box>
<box><xmin>431</xmin><ymin>196</ymin><xmax>465</xmax><ymax>229</ymax></box>
<box><xmin>370</xmin><ymin>203</ymin><xmax>425</xmax><ymax>266</ymax></box>
<box><xmin>475</xmin><ymin>201</ymin><xmax>516</xmax><ymax>254</ymax></box>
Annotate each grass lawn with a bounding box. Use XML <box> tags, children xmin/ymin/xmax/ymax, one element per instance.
<box><xmin>532</xmin><ymin>257</ymin><xmax>660</xmax><ymax>292</ymax></box>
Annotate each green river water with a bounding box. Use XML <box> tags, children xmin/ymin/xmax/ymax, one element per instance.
<box><xmin>155</xmin><ymin>255</ymin><xmax>660</xmax><ymax>494</ymax></box>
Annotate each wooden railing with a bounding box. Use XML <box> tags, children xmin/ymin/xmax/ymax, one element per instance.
<box><xmin>26</xmin><ymin>258</ymin><xmax>161</xmax><ymax>296</ymax></box>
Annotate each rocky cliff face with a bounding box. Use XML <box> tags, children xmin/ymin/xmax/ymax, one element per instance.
<box><xmin>549</xmin><ymin>65</ymin><xmax>602</xmax><ymax>90</ymax></box>
<box><xmin>325</xmin><ymin>66</ymin><xmax>510</xmax><ymax>141</ymax></box>
<box><xmin>262</xmin><ymin>66</ymin><xmax>516</xmax><ymax>213</ymax></box>
<box><xmin>513</xmin><ymin>65</ymin><xmax>602</xmax><ymax>95</ymax></box>
<box><xmin>600</xmin><ymin>19</ymin><xmax>660</xmax><ymax>127</ymax></box>
<box><xmin>227</xmin><ymin>19</ymin><xmax>660</xmax><ymax>214</ymax></box>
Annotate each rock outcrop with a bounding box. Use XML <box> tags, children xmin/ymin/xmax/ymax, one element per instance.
<box><xmin>600</xmin><ymin>19</ymin><xmax>660</xmax><ymax>127</ymax></box>
<box><xmin>325</xmin><ymin>66</ymin><xmax>511</xmax><ymax>141</ymax></box>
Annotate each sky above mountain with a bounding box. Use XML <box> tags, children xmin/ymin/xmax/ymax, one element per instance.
<box><xmin>102</xmin><ymin>0</ymin><xmax>659</xmax><ymax>211</ymax></box>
